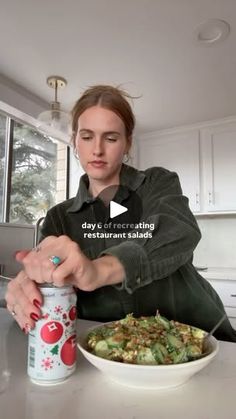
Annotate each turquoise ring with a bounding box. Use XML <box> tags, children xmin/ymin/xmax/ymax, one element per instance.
<box><xmin>49</xmin><ymin>255</ymin><xmax>61</xmax><ymax>266</ymax></box>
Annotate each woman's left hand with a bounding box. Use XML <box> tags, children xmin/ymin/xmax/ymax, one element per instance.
<box><xmin>16</xmin><ymin>235</ymin><xmax>125</xmax><ymax>291</ymax></box>
<box><xmin>16</xmin><ymin>235</ymin><xmax>99</xmax><ymax>291</ymax></box>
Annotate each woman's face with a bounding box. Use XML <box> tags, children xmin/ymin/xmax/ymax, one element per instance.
<box><xmin>75</xmin><ymin>106</ymin><xmax>131</xmax><ymax>184</ymax></box>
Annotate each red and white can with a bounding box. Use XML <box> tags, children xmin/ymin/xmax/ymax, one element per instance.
<box><xmin>27</xmin><ymin>284</ymin><xmax>77</xmax><ymax>385</ymax></box>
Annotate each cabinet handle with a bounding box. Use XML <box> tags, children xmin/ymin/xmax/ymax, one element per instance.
<box><xmin>208</xmin><ymin>191</ymin><xmax>215</xmax><ymax>205</ymax></box>
<box><xmin>208</xmin><ymin>191</ymin><xmax>212</xmax><ymax>204</ymax></box>
<box><xmin>231</xmin><ymin>294</ymin><xmax>236</xmax><ymax>297</ymax></box>
<box><xmin>196</xmin><ymin>193</ymin><xmax>199</xmax><ymax>205</ymax></box>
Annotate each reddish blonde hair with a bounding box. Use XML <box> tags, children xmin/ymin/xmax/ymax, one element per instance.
<box><xmin>71</xmin><ymin>85</ymin><xmax>135</xmax><ymax>147</ymax></box>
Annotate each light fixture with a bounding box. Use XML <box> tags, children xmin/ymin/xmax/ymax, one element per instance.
<box><xmin>37</xmin><ymin>76</ymin><xmax>71</xmax><ymax>140</ymax></box>
<box><xmin>194</xmin><ymin>19</ymin><xmax>230</xmax><ymax>45</ymax></box>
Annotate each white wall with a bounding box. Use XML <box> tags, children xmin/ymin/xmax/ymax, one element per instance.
<box><xmin>0</xmin><ymin>75</ymin><xmax>70</xmax><ymax>144</ymax></box>
<box><xmin>69</xmin><ymin>151</ymin><xmax>85</xmax><ymax>197</ymax></box>
<box><xmin>193</xmin><ymin>216</ymin><xmax>236</xmax><ymax>268</ymax></box>
<box><xmin>0</xmin><ymin>74</ymin><xmax>48</xmax><ymax>117</ymax></box>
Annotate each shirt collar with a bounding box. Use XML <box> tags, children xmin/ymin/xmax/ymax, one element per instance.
<box><xmin>67</xmin><ymin>163</ymin><xmax>146</xmax><ymax>213</ymax></box>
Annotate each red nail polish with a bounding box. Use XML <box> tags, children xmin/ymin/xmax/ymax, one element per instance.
<box><xmin>33</xmin><ymin>299</ymin><xmax>42</xmax><ymax>309</ymax></box>
<box><xmin>30</xmin><ymin>312</ymin><xmax>39</xmax><ymax>321</ymax></box>
<box><xmin>22</xmin><ymin>327</ymin><xmax>26</xmax><ymax>334</ymax></box>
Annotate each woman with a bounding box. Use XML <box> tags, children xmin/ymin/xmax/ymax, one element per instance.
<box><xmin>6</xmin><ymin>85</ymin><xmax>236</xmax><ymax>341</ymax></box>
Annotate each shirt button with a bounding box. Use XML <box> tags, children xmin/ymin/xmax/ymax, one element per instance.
<box><xmin>136</xmin><ymin>277</ymin><xmax>141</xmax><ymax>285</ymax></box>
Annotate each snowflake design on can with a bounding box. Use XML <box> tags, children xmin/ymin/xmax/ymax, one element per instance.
<box><xmin>41</xmin><ymin>357</ymin><xmax>54</xmax><ymax>371</ymax></box>
<box><xmin>54</xmin><ymin>305</ymin><xmax>63</xmax><ymax>314</ymax></box>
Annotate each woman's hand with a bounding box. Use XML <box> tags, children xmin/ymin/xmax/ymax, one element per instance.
<box><xmin>5</xmin><ymin>235</ymin><xmax>125</xmax><ymax>330</ymax></box>
<box><xmin>17</xmin><ymin>235</ymin><xmax>125</xmax><ymax>290</ymax></box>
<box><xmin>5</xmin><ymin>271</ymin><xmax>43</xmax><ymax>332</ymax></box>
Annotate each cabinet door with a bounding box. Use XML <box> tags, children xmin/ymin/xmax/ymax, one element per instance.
<box><xmin>138</xmin><ymin>130</ymin><xmax>201</xmax><ymax>212</ymax></box>
<box><xmin>229</xmin><ymin>317</ymin><xmax>236</xmax><ymax>329</ymax></box>
<box><xmin>202</xmin><ymin>124</ymin><xmax>236</xmax><ymax>211</ymax></box>
<box><xmin>207</xmin><ymin>279</ymin><xmax>236</xmax><ymax>329</ymax></box>
<box><xmin>207</xmin><ymin>279</ymin><xmax>236</xmax><ymax>307</ymax></box>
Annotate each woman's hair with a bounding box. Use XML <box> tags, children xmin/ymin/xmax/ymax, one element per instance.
<box><xmin>71</xmin><ymin>85</ymin><xmax>135</xmax><ymax>147</ymax></box>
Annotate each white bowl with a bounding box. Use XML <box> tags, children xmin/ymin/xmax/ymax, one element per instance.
<box><xmin>77</xmin><ymin>323</ymin><xmax>219</xmax><ymax>390</ymax></box>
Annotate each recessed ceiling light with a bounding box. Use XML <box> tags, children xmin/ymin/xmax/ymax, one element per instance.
<box><xmin>194</xmin><ymin>19</ymin><xmax>230</xmax><ymax>45</ymax></box>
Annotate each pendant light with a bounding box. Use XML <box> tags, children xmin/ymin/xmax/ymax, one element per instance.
<box><xmin>37</xmin><ymin>76</ymin><xmax>71</xmax><ymax>140</ymax></box>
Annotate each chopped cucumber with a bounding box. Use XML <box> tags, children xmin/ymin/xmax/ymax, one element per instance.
<box><xmin>94</xmin><ymin>340</ymin><xmax>110</xmax><ymax>358</ymax></box>
<box><xmin>167</xmin><ymin>334</ymin><xmax>184</xmax><ymax>349</ymax></box>
<box><xmin>186</xmin><ymin>344</ymin><xmax>202</xmax><ymax>357</ymax></box>
<box><xmin>171</xmin><ymin>348</ymin><xmax>188</xmax><ymax>364</ymax></box>
<box><xmin>151</xmin><ymin>342</ymin><xmax>168</xmax><ymax>364</ymax></box>
<box><xmin>155</xmin><ymin>315</ymin><xmax>171</xmax><ymax>330</ymax></box>
<box><xmin>137</xmin><ymin>348</ymin><xmax>157</xmax><ymax>365</ymax></box>
<box><xmin>106</xmin><ymin>333</ymin><xmax>126</xmax><ymax>349</ymax></box>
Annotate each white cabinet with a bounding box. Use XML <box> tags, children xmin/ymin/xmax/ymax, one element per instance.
<box><xmin>207</xmin><ymin>278</ymin><xmax>236</xmax><ymax>330</ymax></box>
<box><xmin>138</xmin><ymin>130</ymin><xmax>201</xmax><ymax>213</ymax></box>
<box><xmin>229</xmin><ymin>317</ymin><xmax>236</xmax><ymax>329</ymax></box>
<box><xmin>201</xmin><ymin>123</ymin><xmax>236</xmax><ymax>212</ymax></box>
<box><xmin>138</xmin><ymin>119</ymin><xmax>236</xmax><ymax>214</ymax></box>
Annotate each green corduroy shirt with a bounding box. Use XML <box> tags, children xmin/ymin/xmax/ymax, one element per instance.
<box><xmin>40</xmin><ymin>164</ymin><xmax>236</xmax><ymax>342</ymax></box>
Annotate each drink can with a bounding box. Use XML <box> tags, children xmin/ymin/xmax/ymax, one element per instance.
<box><xmin>27</xmin><ymin>284</ymin><xmax>77</xmax><ymax>385</ymax></box>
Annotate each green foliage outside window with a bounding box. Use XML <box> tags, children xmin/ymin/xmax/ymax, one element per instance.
<box><xmin>0</xmin><ymin>113</ymin><xmax>63</xmax><ymax>225</ymax></box>
<box><xmin>10</xmin><ymin>123</ymin><xmax>57</xmax><ymax>224</ymax></box>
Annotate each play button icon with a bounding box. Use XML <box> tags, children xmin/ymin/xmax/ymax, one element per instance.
<box><xmin>110</xmin><ymin>201</ymin><xmax>128</xmax><ymax>219</ymax></box>
<box><xmin>92</xmin><ymin>184</ymin><xmax>143</xmax><ymax>234</ymax></box>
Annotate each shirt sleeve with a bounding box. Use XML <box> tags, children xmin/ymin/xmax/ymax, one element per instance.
<box><xmin>99</xmin><ymin>167</ymin><xmax>201</xmax><ymax>294</ymax></box>
<box><xmin>38</xmin><ymin>210</ymin><xmax>63</xmax><ymax>241</ymax></box>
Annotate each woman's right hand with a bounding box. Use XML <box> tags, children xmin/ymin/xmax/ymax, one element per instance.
<box><xmin>5</xmin><ymin>270</ymin><xmax>43</xmax><ymax>333</ymax></box>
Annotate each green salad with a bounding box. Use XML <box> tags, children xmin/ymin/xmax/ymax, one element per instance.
<box><xmin>86</xmin><ymin>313</ymin><xmax>206</xmax><ymax>365</ymax></box>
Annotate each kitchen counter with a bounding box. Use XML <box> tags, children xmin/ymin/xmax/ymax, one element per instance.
<box><xmin>196</xmin><ymin>267</ymin><xmax>236</xmax><ymax>281</ymax></box>
<box><xmin>0</xmin><ymin>308</ymin><xmax>236</xmax><ymax>419</ymax></box>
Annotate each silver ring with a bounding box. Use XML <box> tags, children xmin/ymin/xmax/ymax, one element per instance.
<box><xmin>49</xmin><ymin>255</ymin><xmax>61</xmax><ymax>266</ymax></box>
<box><xmin>33</xmin><ymin>245</ymin><xmax>41</xmax><ymax>253</ymax></box>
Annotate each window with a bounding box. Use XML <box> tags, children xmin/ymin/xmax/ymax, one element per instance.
<box><xmin>0</xmin><ymin>112</ymin><xmax>69</xmax><ymax>225</ymax></box>
<box><xmin>0</xmin><ymin>114</ymin><xmax>7</xmax><ymax>221</ymax></box>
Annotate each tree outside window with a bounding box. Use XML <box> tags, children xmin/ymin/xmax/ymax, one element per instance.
<box><xmin>0</xmin><ymin>114</ymin><xmax>68</xmax><ymax>225</ymax></box>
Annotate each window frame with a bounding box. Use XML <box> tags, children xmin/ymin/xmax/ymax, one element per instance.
<box><xmin>0</xmin><ymin>107</ymin><xmax>70</xmax><ymax>224</ymax></box>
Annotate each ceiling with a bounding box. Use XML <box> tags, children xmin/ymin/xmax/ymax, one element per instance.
<box><xmin>0</xmin><ymin>0</ymin><xmax>236</xmax><ymax>134</ymax></box>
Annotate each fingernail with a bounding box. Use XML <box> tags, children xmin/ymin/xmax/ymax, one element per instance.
<box><xmin>33</xmin><ymin>299</ymin><xmax>42</xmax><ymax>309</ymax></box>
<box><xmin>24</xmin><ymin>323</ymin><xmax>31</xmax><ymax>333</ymax></box>
<box><xmin>30</xmin><ymin>312</ymin><xmax>39</xmax><ymax>321</ymax></box>
<box><xmin>13</xmin><ymin>250</ymin><xmax>21</xmax><ymax>257</ymax></box>
<box><xmin>22</xmin><ymin>327</ymin><xmax>26</xmax><ymax>334</ymax></box>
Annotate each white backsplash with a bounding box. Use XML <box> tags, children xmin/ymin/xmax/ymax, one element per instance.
<box><xmin>193</xmin><ymin>215</ymin><xmax>236</xmax><ymax>268</ymax></box>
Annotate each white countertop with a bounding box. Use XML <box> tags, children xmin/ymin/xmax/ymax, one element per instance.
<box><xmin>196</xmin><ymin>267</ymin><xmax>236</xmax><ymax>281</ymax></box>
<box><xmin>1</xmin><ymin>309</ymin><xmax>236</xmax><ymax>419</ymax></box>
